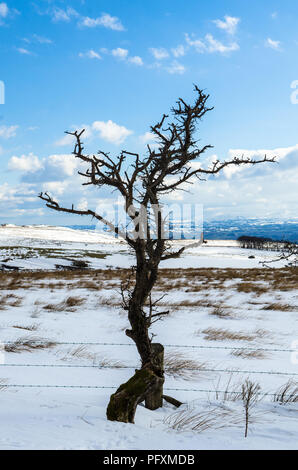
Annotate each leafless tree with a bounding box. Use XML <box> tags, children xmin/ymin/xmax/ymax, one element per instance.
<box><xmin>39</xmin><ymin>85</ymin><xmax>275</xmax><ymax>423</ymax></box>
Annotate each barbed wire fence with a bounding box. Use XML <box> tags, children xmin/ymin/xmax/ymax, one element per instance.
<box><xmin>0</xmin><ymin>340</ymin><xmax>297</xmax><ymax>398</ymax></box>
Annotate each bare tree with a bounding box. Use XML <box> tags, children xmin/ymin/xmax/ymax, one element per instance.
<box><xmin>39</xmin><ymin>85</ymin><xmax>275</xmax><ymax>423</ymax></box>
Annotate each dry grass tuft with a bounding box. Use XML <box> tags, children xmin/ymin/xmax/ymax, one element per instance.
<box><xmin>235</xmin><ymin>283</ymin><xmax>269</xmax><ymax>295</ymax></box>
<box><xmin>58</xmin><ymin>345</ymin><xmax>124</xmax><ymax>368</ymax></box>
<box><xmin>201</xmin><ymin>327</ymin><xmax>266</xmax><ymax>342</ymax></box>
<box><xmin>0</xmin><ymin>294</ymin><xmax>22</xmax><ymax>309</ymax></box>
<box><xmin>12</xmin><ymin>323</ymin><xmax>39</xmax><ymax>332</ymax></box>
<box><xmin>230</xmin><ymin>348</ymin><xmax>267</xmax><ymax>360</ymax></box>
<box><xmin>43</xmin><ymin>296</ymin><xmax>85</xmax><ymax>312</ymax></box>
<box><xmin>163</xmin><ymin>404</ymin><xmax>241</xmax><ymax>433</ymax></box>
<box><xmin>209</xmin><ymin>306</ymin><xmax>233</xmax><ymax>319</ymax></box>
<box><xmin>4</xmin><ymin>336</ymin><xmax>56</xmax><ymax>353</ymax></box>
<box><xmin>263</xmin><ymin>303</ymin><xmax>297</xmax><ymax>312</ymax></box>
<box><xmin>164</xmin><ymin>351</ymin><xmax>206</xmax><ymax>380</ymax></box>
<box><xmin>273</xmin><ymin>380</ymin><xmax>298</xmax><ymax>404</ymax></box>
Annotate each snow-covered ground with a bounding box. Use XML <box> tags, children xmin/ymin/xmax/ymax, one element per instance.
<box><xmin>0</xmin><ymin>224</ymin><xmax>287</xmax><ymax>270</ymax></box>
<box><xmin>0</xmin><ymin>225</ymin><xmax>297</xmax><ymax>449</ymax></box>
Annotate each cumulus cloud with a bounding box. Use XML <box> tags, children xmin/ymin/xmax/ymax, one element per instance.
<box><xmin>92</xmin><ymin>120</ymin><xmax>133</xmax><ymax>144</ymax></box>
<box><xmin>79</xmin><ymin>49</ymin><xmax>102</xmax><ymax>60</ymax></box>
<box><xmin>185</xmin><ymin>33</ymin><xmax>239</xmax><ymax>54</ymax></box>
<box><xmin>80</xmin><ymin>13</ymin><xmax>124</xmax><ymax>31</ymax></box>
<box><xmin>171</xmin><ymin>45</ymin><xmax>186</xmax><ymax>57</ymax></box>
<box><xmin>42</xmin><ymin>180</ymin><xmax>69</xmax><ymax>195</ymax></box>
<box><xmin>0</xmin><ymin>183</ymin><xmax>36</xmax><ymax>206</ymax></box>
<box><xmin>0</xmin><ymin>125</ymin><xmax>18</xmax><ymax>138</ymax></box>
<box><xmin>213</xmin><ymin>15</ymin><xmax>240</xmax><ymax>35</ymax></box>
<box><xmin>139</xmin><ymin>132</ymin><xmax>156</xmax><ymax>145</ymax></box>
<box><xmin>149</xmin><ymin>48</ymin><xmax>169</xmax><ymax>60</ymax></box>
<box><xmin>265</xmin><ymin>38</ymin><xmax>281</xmax><ymax>50</ymax></box>
<box><xmin>128</xmin><ymin>56</ymin><xmax>143</xmax><ymax>66</ymax></box>
<box><xmin>47</xmin><ymin>154</ymin><xmax>78</xmax><ymax>177</ymax></box>
<box><xmin>55</xmin><ymin>133</ymin><xmax>76</xmax><ymax>146</ymax></box>
<box><xmin>8</xmin><ymin>153</ymin><xmax>43</xmax><ymax>173</ymax></box>
<box><xmin>112</xmin><ymin>47</ymin><xmax>129</xmax><ymax>59</ymax></box>
<box><xmin>51</xmin><ymin>7</ymin><xmax>79</xmax><ymax>22</ymax></box>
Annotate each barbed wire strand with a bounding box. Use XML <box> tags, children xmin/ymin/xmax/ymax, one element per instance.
<box><xmin>0</xmin><ymin>363</ymin><xmax>297</xmax><ymax>376</ymax></box>
<box><xmin>1</xmin><ymin>341</ymin><xmax>295</xmax><ymax>353</ymax></box>
<box><xmin>0</xmin><ymin>383</ymin><xmax>288</xmax><ymax>397</ymax></box>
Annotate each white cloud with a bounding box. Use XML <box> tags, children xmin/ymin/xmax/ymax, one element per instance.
<box><xmin>77</xmin><ymin>197</ymin><xmax>88</xmax><ymax>211</ymax></box>
<box><xmin>0</xmin><ymin>125</ymin><xmax>18</xmax><ymax>138</ymax></box>
<box><xmin>213</xmin><ymin>15</ymin><xmax>240</xmax><ymax>35</ymax></box>
<box><xmin>42</xmin><ymin>180</ymin><xmax>69</xmax><ymax>195</ymax></box>
<box><xmin>13</xmin><ymin>208</ymin><xmax>44</xmax><ymax>216</ymax></box>
<box><xmin>128</xmin><ymin>55</ymin><xmax>143</xmax><ymax>66</ymax></box>
<box><xmin>222</xmin><ymin>144</ymin><xmax>298</xmax><ymax>178</ymax></box>
<box><xmin>166</xmin><ymin>61</ymin><xmax>185</xmax><ymax>75</ymax></box>
<box><xmin>139</xmin><ymin>132</ymin><xmax>156</xmax><ymax>144</ymax></box>
<box><xmin>52</xmin><ymin>7</ymin><xmax>78</xmax><ymax>22</ymax></box>
<box><xmin>55</xmin><ymin>133</ymin><xmax>76</xmax><ymax>146</ymax></box>
<box><xmin>185</xmin><ymin>34</ymin><xmax>206</xmax><ymax>53</ymax></box>
<box><xmin>171</xmin><ymin>45</ymin><xmax>185</xmax><ymax>57</ymax></box>
<box><xmin>112</xmin><ymin>47</ymin><xmax>129</xmax><ymax>59</ymax></box>
<box><xmin>80</xmin><ymin>13</ymin><xmax>124</xmax><ymax>31</ymax></box>
<box><xmin>149</xmin><ymin>48</ymin><xmax>169</xmax><ymax>60</ymax></box>
<box><xmin>185</xmin><ymin>33</ymin><xmax>239</xmax><ymax>54</ymax></box>
<box><xmin>32</xmin><ymin>34</ymin><xmax>53</xmax><ymax>44</ymax></box>
<box><xmin>265</xmin><ymin>38</ymin><xmax>281</xmax><ymax>50</ymax></box>
<box><xmin>17</xmin><ymin>47</ymin><xmax>32</xmax><ymax>55</ymax></box>
<box><xmin>92</xmin><ymin>120</ymin><xmax>133</xmax><ymax>144</ymax></box>
<box><xmin>8</xmin><ymin>153</ymin><xmax>43</xmax><ymax>172</ymax></box>
<box><xmin>205</xmin><ymin>34</ymin><xmax>239</xmax><ymax>54</ymax></box>
<box><xmin>0</xmin><ymin>2</ymin><xmax>8</xmax><ymax>18</ymax></box>
<box><xmin>79</xmin><ymin>49</ymin><xmax>102</xmax><ymax>60</ymax></box>
<box><xmin>48</xmin><ymin>154</ymin><xmax>78</xmax><ymax>177</ymax></box>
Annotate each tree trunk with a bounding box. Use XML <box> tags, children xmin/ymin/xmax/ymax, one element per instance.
<box><xmin>106</xmin><ymin>367</ymin><xmax>164</xmax><ymax>423</ymax></box>
<box><xmin>107</xmin><ymin>249</ymin><xmax>165</xmax><ymax>423</ymax></box>
<box><xmin>145</xmin><ymin>343</ymin><xmax>164</xmax><ymax>410</ymax></box>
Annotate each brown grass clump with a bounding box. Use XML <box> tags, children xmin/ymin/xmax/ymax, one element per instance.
<box><xmin>0</xmin><ymin>294</ymin><xmax>22</xmax><ymax>309</ymax></box>
<box><xmin>235</xmin><ymin>283</ymin><xmax>269</xmax><ymax>295</ymax></box>
<box><xmin>209</xmin><ymin>306</ymin><xmax>233</xmax><ymax>319</ymax></box>
<box><xmin>263</xmin><ymin>303</ymin><xmax>297</xmax><ymax>312</ymax></box>
<box><xmin>201</xmin><ymin>327</ymin><xmax>267</xmax><ymax>342</ymax></box>
<box><xmin>164</xmin><ymin>351</ymin><xmax>206</xmax><ymax>380</ymax></box>
<box><xmin>12</xmin><ymin>324</ymin><xmax>39</xmax><ymax>332</ymax></box>
<box><xmin>0</xmin><ymin>266</ymin><xmax>297</xmax><ymax>293</ymax></box>
<box><xmin>273</xmin><ymin>380</ymin><xmax>298</xmax><ymax>404</ymax></box>
<box><xmin>230</xmin><ymin>349</ymin><xmax>267</xmax><ymax>360</ymax></box>
<box><xmin>43</xmin><ymin>296</ymin><xmax>85</xmax><ymax>312</ymax></box>
<box><xmin>4</xmin><ymin>336</ymin><xmax>56</xmax><ymax>353</ymax></box>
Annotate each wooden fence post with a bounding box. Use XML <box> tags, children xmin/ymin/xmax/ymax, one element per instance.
<box><xmin>145</xmin><ymin>343</ymin><xmax>164</xmax><ymax>410</ymax></box>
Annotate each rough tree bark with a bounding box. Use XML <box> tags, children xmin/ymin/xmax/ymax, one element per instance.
<box><xmin>39</xmin><ymin>85</ymin><xmax>275</xmax><ymax>423</ymax></box>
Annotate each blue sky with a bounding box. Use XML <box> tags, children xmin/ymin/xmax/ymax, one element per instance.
<box><xmin>1</xmin><ymin>0</ymin><xmax>298</xmax><ymax>225</ymax></box>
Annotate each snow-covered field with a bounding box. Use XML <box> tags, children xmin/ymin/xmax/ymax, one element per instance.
<box><xmin>0</xmin><ymin>224</ymin><xmax>286</xmax><ymax>270</ymax></box>
<box><xmin>0</xmin><ymin>225</ymin><xmax>297</xmax><ymax>450</ymax></box>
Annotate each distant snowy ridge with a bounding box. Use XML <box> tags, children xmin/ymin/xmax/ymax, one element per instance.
<box><xmin>0</xmin><ymin>225</ymin><xmax>122</xmax><ymax>245</ymax></box>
